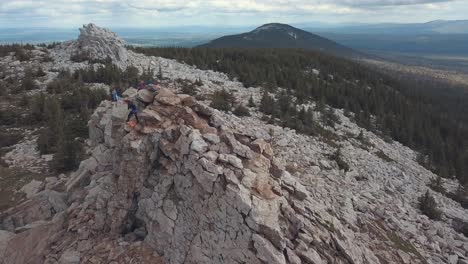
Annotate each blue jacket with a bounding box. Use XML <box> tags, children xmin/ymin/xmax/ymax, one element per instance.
<box><xmin>128</xmin><ymin>102</ymin><xmax>137</xmax><ymax>113</ymax></box>
<box><xmin>111</xmin><ymin>90</ymin><xmax>119</xmax><ymax>101</ymax></box>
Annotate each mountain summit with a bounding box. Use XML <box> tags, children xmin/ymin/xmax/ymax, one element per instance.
<box><xmin>199</xmin><ymin>23</ymin><xmax>357</xmax><ymax>57</ymax></box>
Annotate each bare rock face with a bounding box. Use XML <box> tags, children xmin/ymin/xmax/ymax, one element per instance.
<box><xmin>0</xmin><ymin>89</ymin><xmax>377</xmax><ymax>263</ymax></box>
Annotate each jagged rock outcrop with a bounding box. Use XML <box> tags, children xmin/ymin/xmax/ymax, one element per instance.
<box><xmin>57</xmin><ymin>23</ymin><xmax>129</xmax><ymax>69</ymax></box>
<box><xmin>76</xmin><ymin>23</ymin><xmax>128</xmax><ymax>65</ymax></box>
<box><xmin>0</xmin><ymin>89</ymin><xmax>380</xmax><ymax>263</ymax></box>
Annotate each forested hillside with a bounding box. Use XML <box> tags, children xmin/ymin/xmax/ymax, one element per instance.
<box><xmin>198</xmin><ymin>23</ymin><xmax>357</xmax><ymax>57</ymax></box>
<box><xmin>132</xmin><ymin>47</ymin><xmax>468</xmax><ymax>183</ymax></box>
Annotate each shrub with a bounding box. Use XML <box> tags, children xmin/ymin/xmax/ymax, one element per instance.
<box><xmin>181</xmin><ymin>84</ymin><xmax>199</xmax><ymax>96</ymax></box>
<box><xmin>36</xmin><ymin>96</ymin><xmax>64</xmax><ymax>154</ymax></box>
<box><xmin>61</xmin><ymin>87</ymin><xmax>107</xmax><ymax>113</ymax></box>
<box><xmin>21</xmin><ymin>68</ymin><xmax>37</xmax><ymax>91</ymax></box>
<box><xmin>248</xmin><ymin>95</ymin><xmax>256</xmax><ymax>107</ymax></box>
<box><xmin>357</xmin><ymin>130</ymin><xmax>373</xmax><ymax>150</ymax></box>
<box><xmin>47</xmin><ymin>78</ymin><xmax>68</xmax><ymax>94</ymax></box>
<box><xmin>46</xmin><ymin>72</ymin><xmax>75</xmax><ymax>94</ymax></box>
<box><xmin>194</xmin><ymin>78</ymin><xmax>203</xmax><ymax>87</ymax></box>
<box><xmin>140</xmin><ymin>66</ymin><xmax>155</xmax><ymax>83</ymax></box>
<box><xmin>71</xmin><ymin>51</ymin><xmax>90</xmax><ymax>62</ymax></box>
<box><xmin>123</xmin><ymin>66</ymin><xmax>140</xmax><ymax>87</ymax></box>
<box><xmin>180</xmin><ymin>80</ymin><xmax>200</xmax><ymax>96</ymax></box>
<box><xmin>447</xmin><ymin>184</ymin><xmax>468</xmax><ymax>209</ymax></box>
<box><xmin>259</xmin><ymin>90</ymin><xmax>276</xmax><ymax>115</ymax></box>
<box><xmin>428</xmin><ymin>176</ymin><xmax>446</xmax><ymax>194</ymax></box>
<box><xmin>419</xmin><ymin>190</ymin><xmax>442</xmax><ymax>220</ymax></box>
<box><xmin>330</xmin><ymin>148</ymin><xmax>350</xmax><ymax>172</ymax></box>
<box><xmin>52</xmin><ymin>137</ymin><xmax>84</xmax><ymax>172</ymax></box>
<box><xmin>417</xmin><ymin>152</ymin><xmax>430</xmax><ymax>168</ymax></box>
<box><xmin>0</xmin><ymin>110</ymin><xmax>20</xmax><ymax>126</ymax></box>
<box><xmin>157</xmin><ymin>65</ymin><xmax>163</xmax><ymax>80</ymax></box>
<box><xmin>42</xmin><ymin>54</ymin><xmax>53</xmax><ymax>63</ymax></box>
<box><xmin>210</xmin><ymin>89</ymin><xmax>235</xmax><ymax>112</ymax></box>
<box><xmin>35</xmin><ymin>66</ymin><xmax>46</xmax><ymax>77</ymax></box>
<box><xmin>37</xmin><ymin>128</ymin><xmax>55</xmax><ymax>154</ymax></box>
<box><xmin>89</xmin><ymin>56</ymin><xmax>112</xmax><ymax>64</ymax></box>
<box><xmin>75</xmin><ymin>63</ymin><xmax>122</xmax><ymax>85</ymax></box>
<box><xmin>233</xmin><ymin>105</ymin><xmax>250</xmax><ymax>117</ymax></box>
<box><xmin>46</xmin><ymin>42</ymin><xmax>60</xmax><ymax>49</ymax></box>
<box><xmin>321</xmin><ymin>107</ymin><xmax>340</xmax><ymax>129</ymax></box>
<box><xmin>29</xmin><ymin>93</ymin><xmax>46</xmax><ymax>122</ymax></box>
<box><xmin>15</xmin><ymin>48</ymin><xmax>31</xmax><ymax>61</ymax></box>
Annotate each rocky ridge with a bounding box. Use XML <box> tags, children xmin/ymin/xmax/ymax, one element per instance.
<box><xmin>0</xmin><ymin>24</ymin><xmax>468</xmax><ymax>264</ymax></box>
<box><xmin>1</xmin><ymin>88</ymin><xmax>361</xmax><ymax>263</ymax></box>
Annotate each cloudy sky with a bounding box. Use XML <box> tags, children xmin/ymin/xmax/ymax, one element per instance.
<box><xmin>0</xmin><ymin>0</ymin><xmax>466</xmax><ymax>28</ymax></box>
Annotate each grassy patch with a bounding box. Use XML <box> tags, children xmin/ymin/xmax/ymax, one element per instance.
<box><xmin>0</xmin><ymin>166</ymin><xmax>47</xmax><ymax>211</ymax></box>
<box><xmin>387</xmin><ymin>232</ymin><xmax>425</xmax><ymax>262</ymax></box>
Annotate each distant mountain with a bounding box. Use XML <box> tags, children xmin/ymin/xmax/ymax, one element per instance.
<box><xmin>310</xmin><ymin>20</ymin><xmax>468</xmax><ymax>35</ymax></box>
<box><xmin>198</xmin><ymin>23</ymin><xmax>358</xmax><ymax>57</ymax></box>
<box><xmin>426</xmin><ymin>20</ymin><xmax>468</xmax><ymax>34</ymax></box>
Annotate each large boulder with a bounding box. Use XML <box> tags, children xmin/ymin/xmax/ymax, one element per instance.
<box><xmin>137</xmin><ymin>89</ymin><xmax>157</xmax><ymax>103</ymax></box>
<box><xmin>20</xmin><ymin>180</ymin><xmax>45</xmax><ymax>199</ymax></box>
<box><xmin>154</xmin><ymin>88</ymin><xmax>181</xmax><ymax>106</ymax></box>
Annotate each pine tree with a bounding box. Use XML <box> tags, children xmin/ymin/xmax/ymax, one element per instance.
<box><xmin>322</xmin><ymin>107</ymin><xmax>339</xmax><ymax>129</ymax></box>
<box><xmin>29</xmin><ymin>93</ymin><xmax>46</xmax><ymax>122</ymax></box>
<box><xmin>37</xmin><ymin>96</ymin><xmax>64</xmax><ymax>154</ymax></box>
<box><xmin>259</xmin><ymin>90</ymin><xmax>275</xmax><ymax>115</ymax></box>
<box><xmin>195</xmin><ymin>78</ymin><xmax>203</xmax><ymax>86</ymax></box>
<box><xmin>36</xmin><ymin>66</ymin><xmax>46</xmax><ymax>77</ymax></box>
<box><xmin>419</xmin><ymin>190</ymin><xmax>442</xmax><ymax>220</ymax></box>
<box><xmin>248</xmin><ymin>95</ymin><xmax>256</xmax><ymax>107</ymax></box>
<box><xmin>233</xmin><ymin>104</ymin><xmax>250</xmax><ymax>117</ymax></box>
<box><xmin>429</xmin><ymin>176</ymin><xmax>445</xmax><ymax>194</ymax></box>
<box><xmin>357</xmin><ymin>130</ymin><xmax>364</xmax><ymax>141</ymax></box>
<box><xmin>157</xmin><ymin>64</ymin><xmax>163</xmax><ymax>80</ymax></box>
<box><xmin>331</xmin><ymin>148</ymin><xmax>350</xmax><ymax>172</ymax></box>
<box><xmin>315</xmin><ymin>98</ymin><xmax>326</xmax><ymax>113</ymax></box>
<box><xmin>210</xmin><ymin>89</ymin><xmax>234</xmax><ymax>112</ymax></box>
<box><xmin>21</xmin><ymin>68</ymin><xmax>37</xmax><ymax>91</ymax></box>
<box><xmin>52</xmin><ymin>133</ymin><xmax>83</xmax><ymax>172</ymax></box>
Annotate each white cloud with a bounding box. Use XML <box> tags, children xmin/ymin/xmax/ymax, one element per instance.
<box><xmin>0</xmin><ymin>0</ymin><xmax>464</xmax><ymax>27</ymax></box>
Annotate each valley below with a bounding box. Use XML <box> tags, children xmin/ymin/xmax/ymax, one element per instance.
<box><xmin>361</xmin><ymin>58</ymin><xmax>468</xmax><ymax>87</ymax></box>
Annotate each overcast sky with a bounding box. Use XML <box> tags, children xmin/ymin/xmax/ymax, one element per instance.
<box><xmin>0</xmin><ymin>0</ymin><xmax>467</xmax><ymax>28</ymax></box>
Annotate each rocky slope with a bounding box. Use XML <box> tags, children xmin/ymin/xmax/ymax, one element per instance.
<box><xmin>1</xmin><ymin>24</ymin><xmax>468</xmax><ymax>264</ymax></box>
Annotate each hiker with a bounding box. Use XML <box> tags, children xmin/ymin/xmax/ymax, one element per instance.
<box><xmin>137</xmin><ymin>80</ymin><xmax>145</xmax><ymax>91</ymax></box>
<box><xmin>125</xmin><ymin>100</ymin><xmax>139</xmax><ymax>123</ymax></box>
<box><xmin>111</xmin><ymin>88</ymin><xmax>120</xmax><ymax>102</ymax></box>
